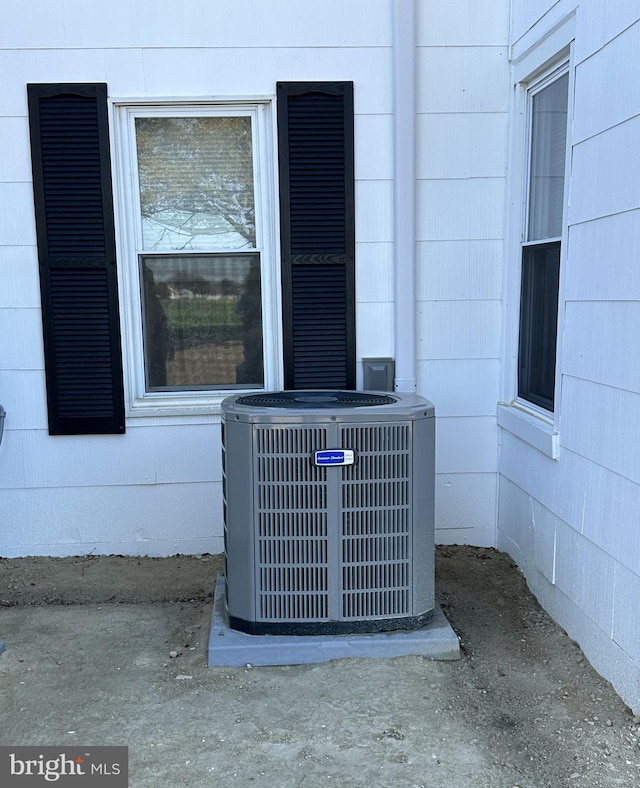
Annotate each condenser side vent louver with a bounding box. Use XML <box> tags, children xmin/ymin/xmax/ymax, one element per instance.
<box><xmin>222</xmin><ymin>391</ymin><xmax>435</xmax><ymax>636</ymax></box>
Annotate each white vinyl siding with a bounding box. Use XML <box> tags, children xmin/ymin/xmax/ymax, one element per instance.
<box><xmin>499</xmin><ymin>1</ymin><xmax>640</xmax><ymax>717</ymax></box>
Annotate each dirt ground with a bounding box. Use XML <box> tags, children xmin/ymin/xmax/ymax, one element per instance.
<box><xmin>0</xmin><ymin>546</ymin><xmax>639</xmax><ymax>787</ymax></box>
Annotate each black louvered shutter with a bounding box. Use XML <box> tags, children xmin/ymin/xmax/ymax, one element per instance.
<box><xmin>28</xmin><ymin>84</ymin><xmax>125</xmax><ymax>435</ymax></box>
<box><xmin>277</xmin><ymin>82</ymin><xmax>355</xmax><ymax>389</ymax></box>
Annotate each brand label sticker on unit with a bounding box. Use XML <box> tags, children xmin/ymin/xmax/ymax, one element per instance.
<box><xmin>314</xmin><ymin>449</ymin><xmax>355</xmax><ymax>467</ymax></box>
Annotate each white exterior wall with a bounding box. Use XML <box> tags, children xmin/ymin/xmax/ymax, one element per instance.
<box><xmin>0</xmin><ymin>0</ymin><xmax>509</xmax><ymax>556</ymax></box>
<box><xmin>498</xmin><ymin>0</ymin><xmax>640</xmax><ymax>713</ymax></box>
<box><xmin>416</xmin><ymin>1</ymin><xmax>509</xmax><ymax>545</ymax></box>
<box><xmin>0</xmin><ymin>0</ymin><xmax>394</xmax><ymax>556</ymax></box>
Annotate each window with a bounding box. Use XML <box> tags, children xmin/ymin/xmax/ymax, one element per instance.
<box><xmin>518</xmin><ymin>69</ymin><xmax>569</xmax><ymax>411</ymax></box>
<box><xmin>117</xmin><ymin>104</ymin><xmax>278</xmax><ymax>408</ymax></box>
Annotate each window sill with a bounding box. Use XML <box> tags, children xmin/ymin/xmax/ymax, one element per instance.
<box><xmin>126</xmin><ymin>392</ymin><xmax>231</xmax><ymax>420</ymax></box>
<box><xmin>497</xmin><ymin>403</ymin><xmax>560</xmax><ymax>460</ymax></box>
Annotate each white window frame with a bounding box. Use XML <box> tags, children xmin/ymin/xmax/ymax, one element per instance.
<box><xmin>112</xmin><ymin>98</ymin><xmax>282</xmax><ymax>417</ymax></box>
<box><xmin>499</xmin><ymin>14</ymin><xmax>575</xmax><ymax>459</ymax></box>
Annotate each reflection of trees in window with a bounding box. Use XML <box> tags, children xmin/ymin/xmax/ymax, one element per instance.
<box><xmin>135</xmin><ymin>117</ymin><xmax>255</xmax><ymax>250</ymax></box>
<box><xmin>236</xmin><ymin>257</ymin><xmax>263</xmax><ymax>385</ymax></box>
<box><xmin>142</xmin><ymin>263</ymin><xmax>173</xmax><ymax>389</ymax></box>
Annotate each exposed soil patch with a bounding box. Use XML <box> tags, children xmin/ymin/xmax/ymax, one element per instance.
<box><xmin>0</xmin><ymin>552</ymin><xmax>222</xmax><ymax>607</ymax></box>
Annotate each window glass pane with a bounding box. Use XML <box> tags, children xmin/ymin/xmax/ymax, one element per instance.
<box><xmin>141</xmin><ymin>254</ymin><xmax>263</xmax><ymax>390</ymax></box>
<box><xmin>518</xmin><ymin>243</ymin><xmax>560</xmax><ymax>410</ymax></box>
<box><xmin>135</xmin><ymin>117</ymin><xmax>256</xmax><ymax>251</ymax></box>
<box><xmin>527</xmin><ymin>73</ymin><xmax>569</xmax><ymax>241</ymax></box>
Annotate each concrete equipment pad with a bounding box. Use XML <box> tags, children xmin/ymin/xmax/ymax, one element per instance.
<box><xmin>208</xmin><ymin>576</ymin><xmax>460</xmax><ymax>667</ymax></box>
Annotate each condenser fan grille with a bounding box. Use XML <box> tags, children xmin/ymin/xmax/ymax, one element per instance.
<box><xmin>236</xmin><ymin>390</ymin><xmax>396</xmax><ymax>408</ymax></box>
<box><xmin>340</xmin><ymin>424</ymin><xmax>411</xmax><ymax>619</ymax></box>
<box><xmin>252</xmin><ymin>422</ymin><xmax>412</xmax><ymax>627</ymax></box>
<box><xmin>255</xmin><ymin>426</ymin><xmax>330</xmax><ymax>622</ymax></box>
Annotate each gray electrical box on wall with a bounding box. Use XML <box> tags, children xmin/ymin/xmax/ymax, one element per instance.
<box><xmin>362</xmin><ymin>358</ymin><xmax>395</xmax><ymax>391</ymax></box>
<box><xmin>221</xmin><ymin>390</ymin><xmax>435</xmax><ymax>636</ymax></box>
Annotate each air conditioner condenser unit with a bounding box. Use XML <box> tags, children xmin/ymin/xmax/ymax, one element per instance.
<box><xmin>221</xmin><ymin>390</ymin><xmax>435</xmax><ymax>636</ymax></box>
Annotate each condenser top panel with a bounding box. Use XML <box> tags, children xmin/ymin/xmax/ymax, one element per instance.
<box><xmin>236</xmin><ymin>391</ymin><xmax>395</xmax><ymax>408</ymax></box>
<box><xmin>221</xmin><ymin>390</ymin><xmax>435</xmax><ymax>424</ymax></box>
